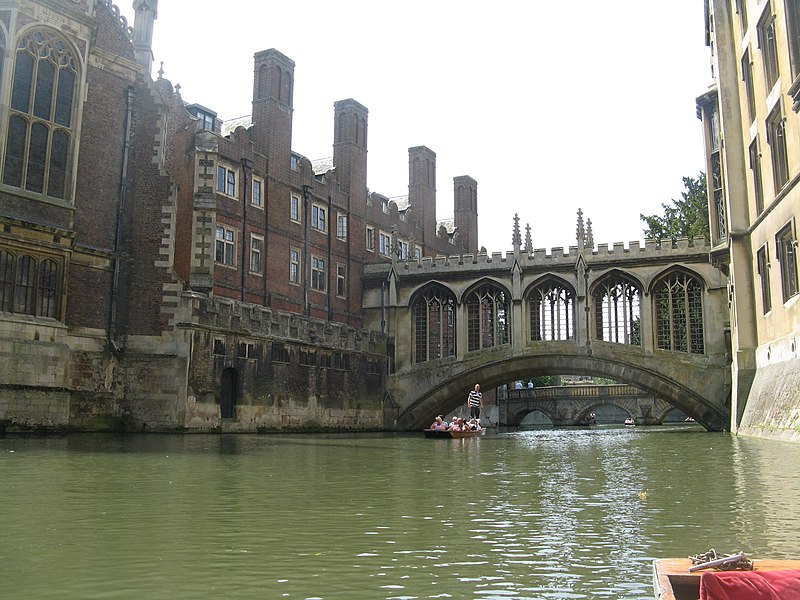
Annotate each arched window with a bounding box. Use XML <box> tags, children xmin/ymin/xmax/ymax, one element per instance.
<box><xmin>653</xmin><ymin>271</ymin><xmax>705</xmax><ymax>354</ymax></box>
<box><xmin>593</xmin><ymin>274</ymin><xmax>641</xmax><ymax>345</ymax></box>
<box><xmin>0</xmin><ymin>29</ymin><xmax>6</xmax><ymax>87</ymax></box>
<box><xmin>412</xmin><ymin>286</ymin><xmax>456</xmax><ymax>363</ymax></box>
<box><xmin>36</xmin><ymin>258</ymin><xmax>59</xmax><ymax>318</ymax></box>
<box><xmin>0</xmin><ymin>249</ymin><xmax>61</xmax><ymax>319</ymax></box>
<box><xmin>529</xmin><ymin>279</ymin><xmax>575</xmax><ymax>341</ymax></box>
<box><xmin>14</xmin><ymin>255</ymin><xmax>36</xmax><ymax>314</ymax></box>
<box><xmin>466</xmin><ymin>283</ymin><xmax>509</xmax><ymax>351</ymax></box>
<box><xmin>3</xmin><ymin>29</ymin><xmax>77</xmax><ymax>199</ymax></box>
<box><xmin>0</xmin><ymin>250</ymin><xmax>13</xmax><ymax>312</ymax></box>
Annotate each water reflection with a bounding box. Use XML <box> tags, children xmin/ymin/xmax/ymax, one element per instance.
<box><xmin>2</xmin><ymin>427</ymin><xmax>800</xmax><ymax>599</ymax></box>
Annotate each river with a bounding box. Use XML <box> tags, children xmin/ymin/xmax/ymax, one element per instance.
<box><xmin>2</xmin><ymin>425</ymin><xmax>800</xmax><ymax>599</ymax></box>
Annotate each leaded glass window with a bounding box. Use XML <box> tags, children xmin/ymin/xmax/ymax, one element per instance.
<box><xmin>654</xmin><ymin>272</ymin><xmax>705</xmax><ymax>354</ymax></box>
<box><xmin>412</xmin><ymin>286</ymin><xmax>455</xmax><ymax>363</ymax></box>
<box><xmin>593</xmin><ymin>275</ymin><xmax>641</xmax><ymax>345</ymax></box>
<box><xmin>466</xmin><ymin>284</ymin><xmax>509</xmax><ymax>352</ymax></box>
<box><xmin>529</xmin><ymin>279</ymin><xmax>575</xmax><ymax>341</ymax></box>
<box><xmin>3</xmin><ymin>30</ymin><xmax>77</xmax><ymax>199</ymax></box>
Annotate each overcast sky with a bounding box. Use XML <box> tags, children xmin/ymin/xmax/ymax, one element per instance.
<box><xmin>120</xmin><ymin>1</ymin><xmax>712</xmax><ymax>254</ymax></box>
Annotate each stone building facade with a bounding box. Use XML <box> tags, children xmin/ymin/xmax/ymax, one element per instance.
<box><xmin>699</xmin><ymin>0</ymin><xmax>800</xmax><ymax>441</ymax></box>
<box><xmin>0</xmin><ymin>0</ymin><xmax>478</xmax><ymax>432</ymax></box>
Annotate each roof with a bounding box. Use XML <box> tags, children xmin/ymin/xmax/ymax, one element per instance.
<box><xmin>221</xmin><ymin>114</ymin><xmax>253</xmax><ymax>137</ymax></box>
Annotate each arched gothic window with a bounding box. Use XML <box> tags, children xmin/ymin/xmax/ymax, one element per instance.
<box><xmin>466</xmin><ymin>283</ymin><xmax>509</xmax><ymax>351</ymax></box>
<box><xmin>653</xmin><ymin>271</ymin><xmax>705</xmax><ymax>354</ymax></box>
<box><xmin>3</xmin><ymin>29</ymin><xmax>77</xmax><ymax>199</ymax></box>
<box><xmin>0</xmin><ymin>29</ymin><xmax>6</xmax><ymax>87</ymax></box>
<box><xmin>529</xmin><ymin>279</ymin><xmax>575</xmax><ymax>341</ymax></box>
<box><xmin>412</xmin><ymin>286</ymin><xmax>456</xmax><ymax>363</ymax></box>
<box><xmin>593</xmin><ymin>274</ymin><xmax>641</xmax><ymax>345</ymax></box>
<box><xmin>0</xmin><ymin>249</ymin><xmax>61</xmax><ymax>319</ymax></box>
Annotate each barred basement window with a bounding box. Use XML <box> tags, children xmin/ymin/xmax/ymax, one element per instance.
<box><xmin>212</xmin><ymin>338</ymin><xmax>226</xmax><ymax>355</ymax></box>
<box><xmin>333</xmin><ymin>352</ymin><xmax>350</xmax><ymax>371</ymax></box>
<box><xmin>320</xmin><ymin>352</ymin><xmax>332</xmax><ymax>369</ymax></box>
<box><xmin>593</xmin><ymin>274</ymin><xmax>641</xmax><ymax>345</ymax></box>
<box><xmin>466</xmin><ymin>284</ymin><xmax>509</xmax><ymax>352</ymax></box>
<box><xmin>271</xmin><ymin>343</ymin><xmax>289</xmax><ymax>363</ymax></box>
<box><xmin>237</xmin><ymin>342</ymin><xmax>256</xmax><ymax>358</ymax></box>
<box><xmin>3</xmin><ymin>30</ymin><xmax>77</xmax><ymax>199</ymax></box>
<box><xmin>528</xmin><ymin>279</ymin><xmax>575</xmax><ymax>341</ymax></box>
<box><xmin>299</xmin><ymin>348</ymin><xmax>316</xmax><ymax>366</ymax></box>
<box><xmin>412</xmin><ymin>285</ymin><xmax>456</xmax><ymax>363</ymax></box>
<box><xmin>654</xmin><ymin>271</ymin><xmax>705</xmax><ymax>354</ymax></box>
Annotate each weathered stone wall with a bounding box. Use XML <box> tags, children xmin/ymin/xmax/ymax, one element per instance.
<box><xmin>738</xmin><ymin>339</ymin><xmax>800</xmax><ymax>442</ymax></box>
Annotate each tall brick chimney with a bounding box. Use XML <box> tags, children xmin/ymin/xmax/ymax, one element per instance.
<box><xmin>252</xmin><ymin>49</ymin><xmax>295</xmax><ymax>173</ymax></box>
<box><xmin>408</xmin><ymin>146</ymin><xmax>436</xmax><ymax>246</ymax></box>
<box><xmin>332</xmin><ymin>99</ymin><xmax>368</xmax><ymax>202</ymax></box>
<box><xmin>453</xmin><ymin>175</ymin><xmax>478</xmax><ymax>253</ymax></box>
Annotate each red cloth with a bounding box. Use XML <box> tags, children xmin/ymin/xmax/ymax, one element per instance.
<box><xmin>700</xmin><ymin>569</ymin><xmax>800</xmax><ymax>600</ymax></box>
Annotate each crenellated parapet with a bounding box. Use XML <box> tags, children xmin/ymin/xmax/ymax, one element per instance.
<box><xmin>182</xmin><ymin>293</ymin><xmax>387</xmax><ymax>354</ymax></box>
<box><xmin>96</xmin><ymin>0</ymin><xmax>135</xmax><ymax>40</ymax></box>
<box><xmin>366</xmin><ymin>236</ymin><xmax>711</xmax><ymax>278</ymax></box>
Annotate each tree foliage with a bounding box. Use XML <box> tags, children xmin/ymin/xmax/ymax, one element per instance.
<box><xmin>640</xmin><ymin>173</ymin><xmax>709</xmax><ymax>242</ymax></box>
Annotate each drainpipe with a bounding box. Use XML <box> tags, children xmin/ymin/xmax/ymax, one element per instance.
<box><xmin>240</xmin><ymin>158</ymin><xmax>253</xmax><ymax>301</ymax></box>
<box><xmin>327</xmin><ymin>194</ymin><xmax>333</xmax><ymax>321</ymax></box>
<box><xmin>262</xmin><ymin>159</ymin><xmax>272</xmax><ymax>306</ymax></box>
<box><xmin>302</xmin><ymin>184</ymin><xmax>312</xmax><ymax>316</ymax></box>
<box><xmin>108</xmin><ymin>86</ymin><xmax>135</xmax><ymax>353</ymax></box>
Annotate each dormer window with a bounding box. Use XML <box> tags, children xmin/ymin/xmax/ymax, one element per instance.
<box><xmin>186</xmin><ymin>103</ymin><xmax>217</xmax><ymax>131</ymax></box>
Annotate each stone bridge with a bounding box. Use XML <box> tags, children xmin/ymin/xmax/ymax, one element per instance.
<box><xmin>362</xmin><ymin>225</ymin><xmax>731</xmax><ymax>432</ymax></box>
<box><xmin>499</xmin><ymin>384</ymin><xmax>686</xmax><ymax>426</ymax></box>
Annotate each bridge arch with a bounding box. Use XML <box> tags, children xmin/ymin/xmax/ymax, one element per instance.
<box><xmin>390</xmin><ymin>348</ymin><xmax>728</xmax><ymax>433</ymax></box>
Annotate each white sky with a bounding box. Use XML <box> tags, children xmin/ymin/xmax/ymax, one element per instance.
<box><xmin>120</xmin><ymin>1</ymin><xmax>712</xmax><ymax>253</ymax></box>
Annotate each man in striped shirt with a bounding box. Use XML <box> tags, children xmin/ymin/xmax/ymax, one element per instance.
<box><xmin>467</xmin><ymin>383</ymin><xmax>482</xmax><ymax>420</ymax></box>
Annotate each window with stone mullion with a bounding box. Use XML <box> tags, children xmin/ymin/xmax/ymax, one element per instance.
<box><xmin>3</xmin><ymin>30</ymin><xmax>76</xmax><ymax>199</ymax></box>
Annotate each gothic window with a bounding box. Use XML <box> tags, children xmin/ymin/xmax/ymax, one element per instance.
<box><xmin>528</xmin><ymin>279</ymin><xmax>575</xmax><ymax>341</ymax></box>
<box><xmin>776</xmin><ymin>222</ymin><xmax>799</xmax><ymax>302</ymax></box>
<box><xmin>466</xmin><ymin>283</ymin><xmax>509</xmax><ymax>352</ymax></box>
<box><xmin>593</xmin><ymin>274</ymin><xmax>641</xmax><ymax>345</ymax></box>
<box><xmin>653</xmin><ymin>271</ymin><xmax>705</xmax><ymax>354</ymax></box>
<box><xmin>756</xmin><ymin>244</ymin><xmax>772</xmax><ymax>314</ymax></box>
<box><xmin>0</xmin><ymin>29</ymin><xmax>5</xmax><ymax>88</ymax></box>
<box><xmin>0</xmin><ymin>250</ymin><xmax>13</xmax><ymax>312</ymax></box>
<box><xmin>749</xmin><ymin>137</ymin><xmax>764</xmax><ymax>214</ymax></box>
<box><xmin>0</xmin><ymin>249</ymin><xmax>60</xmax><ymax>319</ymax></box>
<box><xmin>3</xmin><ymin>30</ymin><xmax>77</xmax><ymax>199</ymax></box>
<box><xmin>767</xmin><ymin>105</ymin><xmax>789</xmax><ymax>192</ymax></box>
<box><xmin>412</xmin><ymin>286</ymin><xmax>455</xmax><ymax>363</ymax></box>
<box><xmin>710</xmin><ymin>105</ymin><xmax>726</xmax><ymax>241</ymax></box>
<box><xmin>758</xmin><ymin>11</ymin><xmax>779</xmax><ymax>90</ymax></box>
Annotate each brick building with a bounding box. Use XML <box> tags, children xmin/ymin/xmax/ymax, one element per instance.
<box><xmin>0</xmin><ymin>0</ymin><xmax>479</xmax><ymax>431</ymax></box>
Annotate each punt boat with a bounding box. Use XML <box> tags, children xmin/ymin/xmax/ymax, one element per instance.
<box><xmin>653</xmin><ymin>557</ymin><xmax>800</xmax><ymax>599</ymax></box>
<box><xmin>423</xmin><ymin>428</ymin><xmax>485</xmax><ymax>439</ymax></box>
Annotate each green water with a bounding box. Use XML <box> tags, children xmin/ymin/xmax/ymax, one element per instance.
<box><xmin>2</xmin><ymin>426</ymin><xmax>800</xmax><ymax>599</ymax></box>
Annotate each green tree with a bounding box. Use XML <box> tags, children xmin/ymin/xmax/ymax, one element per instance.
<box><xmin>640</xmin><ymin>173</ymin><xmax>709</xmax><ymax>242</ymax></box>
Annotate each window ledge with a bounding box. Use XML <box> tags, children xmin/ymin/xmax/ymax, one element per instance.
<box><xmin>788</xmin><ymin>74</ymin><xmax>800</xmax><ymax>112</ymax></box>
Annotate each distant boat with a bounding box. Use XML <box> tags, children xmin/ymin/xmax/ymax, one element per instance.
<box><xmin>624</xmin><ymin>418</ymin><xmax>635</xmax><ymax>426</ymax></box>
<box><xmin>424</xmin><ymin>428</ymin><xmax>485</xmax><ymax>439</ymax></box>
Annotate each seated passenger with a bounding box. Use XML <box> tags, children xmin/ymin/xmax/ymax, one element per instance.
<box><xmin>430</xmin><ymin>416</ymin><xmax>447</xmax><ymax>430</ymax></box>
